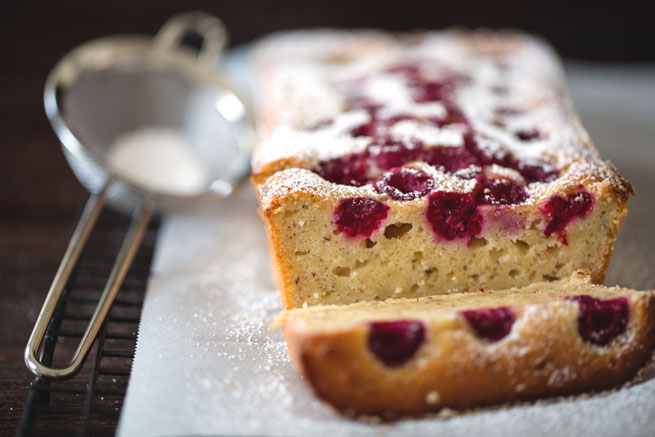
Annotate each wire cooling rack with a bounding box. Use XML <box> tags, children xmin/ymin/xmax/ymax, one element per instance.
<box><xmin>18</xmin><ymin>208</ymin><xmax>159</xmax><ymax>436</ymax></box>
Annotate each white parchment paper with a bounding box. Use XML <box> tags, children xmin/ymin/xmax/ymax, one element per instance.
<box><xmin>118</xmin><ymin>57</ymin><xmax>655</xmax><ymax>436</ymax></box>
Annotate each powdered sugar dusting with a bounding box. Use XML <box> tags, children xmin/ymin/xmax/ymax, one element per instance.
<box><xmin>258</xmin><ymin>168</ymin><xmax>380</xmax><ymax>209</ymax></box>
<box><xmin>360</xmin><ymin>74</ymin><xmax>410</xmax><ymax>110</ymax></box>
<box><xmin>119</xmin><ymin>180</ymin><xmax>654</xmax><ymax>437</ymax></box>
<box><xmin>255</xmin><ymin>124</ymin><xmax>372</xmax><ymax>169</ymax></box>
<box><xmin>485</xmin><ymin>164</ymin><xmax>524</xmax><ymax>182</ymax></box>
<box><xmin>385</xmin><ymin>102</ymin><xmax>448</xmax><ymax>120</ymax></box>
<box><xmin>390</xmin><ymin>121</ymin><xmax>465</xmax><ymax>147</ymax></box>
<box><xmin>253</xmin><ymin>29</ymin><xmax>631</xmax><ymax>202</ymax></box>
<box><xmin>413</xmin><ymin>162</ymin><xmax>479</xmax><ymax>194</ymax></box>
<box><xmin>258</xmin><ymin>165</ymin><xmax>478</xmax><ymax>210</ymax></box>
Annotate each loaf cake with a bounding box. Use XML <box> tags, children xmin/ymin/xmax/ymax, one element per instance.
<box><xmin>252</xmin><ymin>29</ymin><xmax>633</xmax><ymax>310</ymax></box>
<box><xmin>280</xmin><ymin>271</ymin><xmax>655</xmax><ymax>418</ymax></box>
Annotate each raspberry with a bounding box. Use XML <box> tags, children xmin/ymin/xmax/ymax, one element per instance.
<box><xmin>368</xmin><ymin>320</ymin><xmax>426</xmax><ymax>366</ymax></box>
<box><xmin>461</xmin><ymin>307</ymin><xmax>515</xmax><ymax>342</ymax></box>
<box><xmin>541</xmin><ymin>190</ymin><xmax>594</xmax><ymax>244</ymax></box>
<box><xmin>476</xmin><ymin>178</ymin><xmax>529</xmax><ymax>205</ymax></box>
<box><xmin>567</xmin><ymin>295</ymin><xmax>629</xmax><ymax>346</ymax></box>
<box><xmin>375</xmin><ymin>167</ymin><xmax>435</xmax><ymax>200</ymax></box>
<box><xmin>368</xmin><ymin>139</ymin><xmax>421</xmax><ymax>171</ymax></box>
<box><xmin>426</xmin><ymin>191</ymin><xmax>482</xmax><ymax>243</ymax></box>
<box><xmin>334</xmin><ymin>197</ymin><xmax>389</xmax><ymax>238</ymax></box>
<box><xmin>316</xmin><ymin>153</ymin><xmax>368</xmax><ymax>186</ymax></box>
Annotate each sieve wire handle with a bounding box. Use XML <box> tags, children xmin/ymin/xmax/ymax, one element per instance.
<box><xmin>25</xmin><ymin>181</ymin><xmax>154</xmax><ymax>379</ymax></box>
<box><xmin>153</xmin><ymin>11</ymin><xmax>228</xmax><ymax>65</ymax></box>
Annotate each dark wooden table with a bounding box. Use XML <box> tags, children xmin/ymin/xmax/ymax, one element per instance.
<box><xmin>0</xmin><ymin>31</ymin><xmax>85</xmax><ymax>437</ymax></box>
<box><xmin>1</xmin><ymin>1</ymin><xmax>652</xmax><ymax>435</ymax></box>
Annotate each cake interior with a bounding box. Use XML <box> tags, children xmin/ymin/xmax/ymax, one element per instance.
<box><xmin>282</xmin><ymin>272</ymin><xmax>636</xmax><ymax>332</ymax></box>
<box><xmin>272</xmin><ymin>190</ymin><xmax>626</xmax><ymax>308</ymax></box>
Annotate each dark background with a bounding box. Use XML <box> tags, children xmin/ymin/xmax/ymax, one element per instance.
<box><xmin>0</xmin><ymin>0</ymin><xmax>652</xmax><ymax>433</ymax></box>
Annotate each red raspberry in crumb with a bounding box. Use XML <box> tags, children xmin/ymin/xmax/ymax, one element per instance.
<box><xmin>334</xmin><ymin>197</ymin><xmax>389</xmax><ymax>238</ymax></box>
<box><xmin>368</xmin><ymin>320</ymin><xmax>425</xmax><ymax>366</ymax></box>
<box><xmin>541</xmin><ymin>190</ymin><xmax>594</xmax><ymax>244</ymax></box>
<box><xmin>566</xmin><ymin>295</ymin><xmax>629</xmax><ymax>346</ymax></box>
<box><xmin>426</xmin><ymin>191</ymin><xmax>483</xmax><ymax>243</ymax></box>
<box><xmin>375</xmin><ymin>167</ymin><xmax>435</xmax><ymax>201</ymax></box>
<box><xmin>461</xmin><ymin>307</ymin><xmax>515</xmax><ymax>342</ymax></box>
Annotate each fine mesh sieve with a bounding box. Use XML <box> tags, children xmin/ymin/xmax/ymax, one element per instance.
<box><xmin>25</xmin><ymin>11</ymin><xmax>255</xmax><ymax>379</ymax></box>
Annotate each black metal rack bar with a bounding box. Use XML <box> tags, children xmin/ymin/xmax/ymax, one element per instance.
<box><xmin>18</xmin><ymin>208</ymin><xmax>159</xmax><ymax>437</ymax></box>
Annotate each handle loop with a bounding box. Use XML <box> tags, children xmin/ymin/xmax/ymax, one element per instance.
<box><xmin>25</xmin><ymin>181</ymin><xmax>154</xmax><ymax>379</ymax></box>
<box><xmin>154</xmin><ymin>11</ymin><xmax>228</xmax><ymax>65</ymax></box>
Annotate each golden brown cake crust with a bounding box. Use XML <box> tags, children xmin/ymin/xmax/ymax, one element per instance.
<box><xmin>282</xmin><ymin>273</ymin><xmax>655</xmax><ymax>418</ymax></box>
<box><xmin>253</xmin><ymin>30</ymin><xmax>641</xmax><ymax>418</ymax></box>
<box><xmin>251</xmin><ymin>29</ymin><xmax>633</xmax><ymax>310</ymax></box>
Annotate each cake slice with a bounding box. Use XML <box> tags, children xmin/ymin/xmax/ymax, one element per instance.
<box><xmin>280</xmin><ymin>271</ymin><xmax>655</xmax><ymax>418</ymax></box>
<box><xmin>252</xmin><ymin>30</ymin><xmax>632</xmax><ymax>309</ymax></box>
